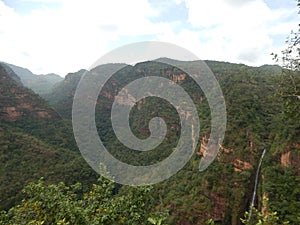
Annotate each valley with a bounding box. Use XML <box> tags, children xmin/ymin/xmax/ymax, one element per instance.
<box><xmin>0</xmin><ymin>59</ymin><xmax>299</xmax><ymax>224</ymax></box>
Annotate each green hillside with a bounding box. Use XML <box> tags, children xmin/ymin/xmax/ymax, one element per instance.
<box><xmin>41</xmin><ymin>59</ymin><xmax>300</xmax><ymax>224</ymax></box>
<box><xmin>0</xmin><ymin>58</ymin><xmax>299</xmax><ymax>224</ymax></box>
<box><xmin>0</xmin><ymin>63</ymin><xmax>97</xmax><ymax>210</ymax></box>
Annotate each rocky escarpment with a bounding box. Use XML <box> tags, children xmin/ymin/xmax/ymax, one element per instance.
<box><xmin>198</xmin><ymin>135</ymin><xmax>253</xmax><ymax>173</ymax></box>
<box><xmin>281</xmin><ymin>142</ymin><xmax>300</xmax><ymax>175</ymax></box>
<box><xmin>0</xmin><ymin>63</ymin><xmax>58</xmax><ymax>122</ymax></box>
<box><xmin>196</xmin><ymin>134</ymin><xmax>255</xmax><ymax>223</ymax></box>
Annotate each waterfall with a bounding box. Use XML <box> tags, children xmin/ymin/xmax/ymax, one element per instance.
<box><xmin>248</xmin><ymin>148</ymin><xmax>267</xmax><ymax>220</ymax></box>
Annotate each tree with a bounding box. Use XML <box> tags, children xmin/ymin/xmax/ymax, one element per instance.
<box><xmin>0</xmin><ymin>177</ymin><xmax>168</xmax><ymax>225</ymax></box>
<box><xmin>240</xmin><ymin>198</ymin><xmax>290</xmax><ymax>225</ymax></box>
<box><xmin>270</xmin><ymin>0</ymin><xmax>300</xmax><ymax>150</ymax></box>
<box><xmin>240</xmin><ymin>207</ymin><xmax>289</xmax><ymax>225</ymax></box>
<box><xmin>272</xmin><ymin>0</ymin><xmax>300</xmax><ymax>121</ymax></box>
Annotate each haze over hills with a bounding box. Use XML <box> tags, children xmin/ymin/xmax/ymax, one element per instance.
<box><xmin>2</xmin><ymin>62</ymin><xmax>63</xmax><ymax>95</ymax></box>
<box><xmin>0</xmin><ymin>64</ymin><xmax>59</xmax><ymax>121</ymax></box>
<box><xmin>0</xmin><ymin>59</ymin><xmax>299</xmax><ymax>224</ymax></box>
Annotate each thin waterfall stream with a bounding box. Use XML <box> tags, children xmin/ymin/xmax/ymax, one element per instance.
<box><xmin>248</xmin><ymin>148</ymin><xmax>267</xmax><ymax>220</ymax></box>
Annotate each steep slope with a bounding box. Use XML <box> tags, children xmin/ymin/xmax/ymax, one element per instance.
<box><xmin>0</xmin><ymin>63</ymin><xmax>59</xmax><ymax>122</ymax></box>
<box><xmin>43</xmin><ymin>69</ymin><xmax>87</xmax><ymax>118</ymax></box>
<box><xmin>14</xmin><ymin>59</ymin><xmax>300</xmax><ymax>224</ymax></box>
<box><xmin>3</xmin><ymin>62</ymin><xmax>63</xmax><ymax>95</ymax></box>
<box><xmin>0</xmin><ymin>63</ymin><xmax>97</xmax><ymax>210</ymax></box>
<box><xmin>0</xmin><ymin>124</ymin><xmax>96</xmax><ymax>210</ymax></box>
<box><xmin>44</xmin><ymin>63</ymin><xmax>128</xmax><ymax>118</ymax></box>
<box><xmin>0</xmin><ymin>63</ymin><xmax>23</xmax><ymax>84</ymax></box>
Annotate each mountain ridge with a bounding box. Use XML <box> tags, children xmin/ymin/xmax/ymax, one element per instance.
<box><xmin>0</xmin><ymin>59</ymin><xmax>299</xmax><ymax>224</ymax></box>
<box><xmin>2</xmin><ymin>62</ymin><xmax>63</xmax><ymax>95</ymax></box>
<box><xmin>0</xmin><ymin>63</ymin><xmax>97</xmax><ymax>209</ymax></box>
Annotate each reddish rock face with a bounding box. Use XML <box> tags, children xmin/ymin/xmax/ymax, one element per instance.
<box><xmin>281</xmin><ymin>151</ymin><xmax>292</xmax><ymax>167</ymax></box>
<box><xmin>281</xmin><ymin>142</ymin><xmax>300</xmax><ymax>175</ymax></box>
<box><xmin>198</xmin><ymin>135</ymin><xmax>253</xmax><ymax>172</ymax></box>
<box><xmin>0</xmin><ymin>63</ymin><xmax>58</xmax><ymax>122</ymax></box>
<box><xmin>233</xmin><ymin>159</ymin><xmax>252</xmax><ymax>172</ymax></box>
<box><xmin>1</xmin><ymin>106</ymin><xmax>23</xmax><ymax>121</ymax></box>
<box><xmin>172</xmin><ymin>73</ymin><xmax>187</xmax><ymax>82</ymax></box>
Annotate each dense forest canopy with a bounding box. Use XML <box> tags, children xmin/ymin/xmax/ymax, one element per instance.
<box><xmin>0</xmin><ymin>1</ymin><xmax>299</xmax><ymax>225</ymax></box>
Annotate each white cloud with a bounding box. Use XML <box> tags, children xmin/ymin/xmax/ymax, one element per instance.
<box><xmin>0</xmin><ymin>0</ymin><xmax>165</xmax><ymax>75</ymax></box>
<box><xmin>0</xmin><ymin>0</ymin><xmax>298</xmax><ymax>75</ymax></box>
<box><xmin>20</xmin><ymin>0</ymin><xmax>62</xmax><ymax>2</ymax></box>
<box><xmin>165</xmin><ymin>0</ymin><xmax>299</xmax><ymax>65</ymax></box>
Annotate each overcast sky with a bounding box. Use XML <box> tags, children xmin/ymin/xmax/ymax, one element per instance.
<box><xmin>0</xmin><ymin>0</ymin><xmax>299</xmax><ymax>76</ymax></box>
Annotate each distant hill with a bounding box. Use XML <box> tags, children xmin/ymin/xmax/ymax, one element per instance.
<box><xmin>0</xmin><ymin>63</ymin><xmax>59</xmax><ymax>122</ymax></box>
<box><xmin>0</xmin><ymin>63</ymin><xmax>97</xmax><ymax>210</ymax></box>
<box><xmin>43</xmin><ymin>69</ymin><xmax>87</xmax><ymax>118</ymax></box>
<box><xmin>44</xmin><ymin>63</ymin><xmax>128</xmax><ymax>118</ymax></box>
<box><xmin>3</xmin><ymin>62</ymin><xmax>63</xmax><ymax>95</ymax></box>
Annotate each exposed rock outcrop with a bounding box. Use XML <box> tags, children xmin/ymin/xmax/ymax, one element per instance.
<box><xmin>172</xmin><ymin>73</ymin><xmax>186</xmax><ymax>82</ymax></box>
<box><xmin>0</xmin><ymin>63</ymin><xmax>58</xmax><ymax>122</ymax></box>
<box><xmin>233</xmin><ymin>159</ymin><xmax>252</xmax><ymax>172</ymax></box>
<box><xmin>280</xmin><ymin>142</ymin><xmax>300</xmax><ymax>173</ymax></box>
<box><xmin>281</xmin><ymin>151</ymin><xmax>292</xmax><ymax>167</ymax></box>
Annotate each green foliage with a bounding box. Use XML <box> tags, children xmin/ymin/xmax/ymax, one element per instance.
<box><xmin>271</xmin><ymin>2</ymin><xmax>300</xmax><ymax>146</ymax></box>
<box><xmin>0</xmin><ymin>63</ymin><xmax>98</xmax><ymax>210</ymax></box>
<box><xmin>0</xmin><ymin>177</ymin><xmax>168</xmax><ymax>225</ymax></box>
<box><xmin>43</xmin><ymin>69</ymin><xmax>87</xmax><ymax>118</ymax></box>
<box><xmin>240</xmin><ymin>198</ymin><xmax>290</xmax><ymax>225</ymax></box>
<box><xmin>0</xmin><ymin>122</ymin><xmax>97</xmax><ymax>210</ymax></box>
<box><xmin>44</xmin><ymin>59</ymin><xmax>291</xmax><ymax>224</ymax></box>
<box><xmin>262</xmin><ymin>165</ymin><xmax>300</xmax><ymax>224</ymax></box>
<box><xmin>241</xmin><ymin>208</ymin><xmax>287</xmax><ymax>225</ymax></box>
<box><xmin>1</xmin><ymin>52</ymin><xmax>300</xmax><ymax>225</ymax></box>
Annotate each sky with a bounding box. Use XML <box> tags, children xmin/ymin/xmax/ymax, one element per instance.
<box><xmin>0</xmin><ymin>0</ymin><xmax>299</xmax><ymax>76</ymax></box>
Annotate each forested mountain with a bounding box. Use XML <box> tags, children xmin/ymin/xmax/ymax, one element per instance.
<box><xmin>0</xmin><ymin>63</ymin><xmax>97</xmax><ymax>210</ymax></box>
<box><xmin>42</xmin><ymin>59</ymin><xmax>299</xmax><ymax>224</ymax></box>
<box><xmin>2</xmin><ymin>62</ymin><xmax>63</xmax><ymax>95</ymax></box>
<box><xmin>0</xmin><ymin>59</ymin><xmax>299</xmax><ymax>224</ymax></box>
